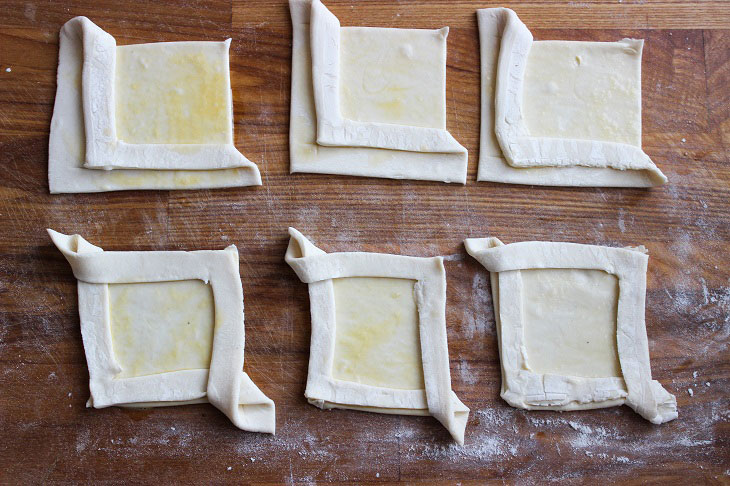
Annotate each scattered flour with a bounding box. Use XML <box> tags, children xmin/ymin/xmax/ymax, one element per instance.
<box><xmin>617</xmin><ymin>208</ymin><xmax>627</xmax><ymax>233</ymax></box>
<box><xmin>442</xmin><ymin>253</ymin><xmax>464</xmax><ymax>262</ymax></box>
<box><xmin>457</xmin><ymin>360</ymin><xmax>479</xmax><ymax>386</ymax></box>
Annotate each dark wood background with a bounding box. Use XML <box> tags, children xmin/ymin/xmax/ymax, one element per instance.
<box><xmin>1</xmin><ymin>0</ymin><xmax>728</xmax><ymax>483</ymax></box>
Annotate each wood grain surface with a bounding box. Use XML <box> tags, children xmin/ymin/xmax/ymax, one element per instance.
<box><xmin>1</xmin><ymin>0</ymin><xmax>729</xmax><ymax>484</ymax></box>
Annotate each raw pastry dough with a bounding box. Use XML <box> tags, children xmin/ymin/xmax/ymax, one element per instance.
<box><xmin>521</xmin><ymin>269</ymin><xmax>622</xmax><ymax>379</ymax></box>
<box><xmin>109</xmin><ymin>280</ymin><xmax>215</xmax><ymax>379</ymax></box>
<box><xmin>285</xmin><ymin>228</ymin><xmax>469</xmax><ymax>444</ymax></box>
<box><xmin>332</xmin><ymin>277</ymin><xmax>425</xmax><ymax>390</ymax></box>
<box><xmin>48</xmin><ymin>229</ymin><xmax>275</xmax><ymax>433</ymax></box>
<box><xmin>465</xmin><ymin>237</ymin><xmax>677</xmax><ymax>424</ymax></box>
<box><xmin>289</xmin><ymin>0</ymin><xmax>468</xmax><ymax>183</ymax></box>
<box><xmin>477</xmin><ymin>8</ymin><xmax>666</xmax><ymax>187</ymax></box>
<box><xmin>48</xmin><ymin>17</ymin><xmax>261</xmax><ymax>193</ymax></box>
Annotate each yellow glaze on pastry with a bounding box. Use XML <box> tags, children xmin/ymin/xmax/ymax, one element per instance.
<box><xmin>523</xmin><ymin>40</ymin><xmax>642</xmax><ymax>147</ymax></box>
<box><xmin>332</xmin><ymin>277</ymin><xmax>425</xmax><ymax>390</ymax></box>
<box><xmin>109</xmin><ymin>279</ymin><xmax>215</xmax><ymax>378</ymax></box>
<box><xmin>339</xmin><ymin>27</ymin><xmax>446</xmax><ymax>129</ymax></box>
<box><xmin>115</xmin><ymin>42</ymin><xmax>230</xmax><ymax>144</ymax></box>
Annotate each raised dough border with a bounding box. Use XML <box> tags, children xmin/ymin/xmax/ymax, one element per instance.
<box><xmin>465</xmin><ymin>237</ymin><xmax>677</xmax><ymax>424</ymax></box>
<box><xmin>288</xmin><ymin>0</ymin><xmax>468</xmax><ymax>184</ymax></box>
<box><xmin>285</xmin><ymin>228</ymin><xmax>469</xmax><ymax>444</ymax></box>
<box><xmin>48</xmin><ymin>17</ymin><xmax>262</xmax><ymax>193</ymax></box>
<box><xmin>476</xmin><ymin>8</ymin><xmax>667</xmax><ymax>187</ymax></box>
<box><xmin>48</xmin><ymin>229</ymin><xmax>275</xmax><ymax>434</ymax></box>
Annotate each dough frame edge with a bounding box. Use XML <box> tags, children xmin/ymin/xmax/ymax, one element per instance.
<box><xmin>48</xmin><ymin>16</ymin><xmax>262</xmax><ymax>193</ymax></box>
<box><xmin>313</xmin><ymin>399</ymin><xmax>430</xmax><ymax>416</ymax></box>
<box><xmin>47</xmin><ymin>229</ymin><xmax>275</xmax><ymax>434</ymax></box>
<box><xmin>464</xmin><ymin>236</ymin><xmax>678</xmax><ymax>424</ymax></box>
<box><xmin>285</xmin><ymin>227</ymin><xmax>470</xmax><ymax>444</ymax></box>
<box><xmin>288</xmin><ymin>0</ymin><xmax>468</xmax><ymax>184</ymax></box>
<box><xmin>476</xmin><ymin>8</ymin><xmax>667</xmax><ymax>188</ymax></box>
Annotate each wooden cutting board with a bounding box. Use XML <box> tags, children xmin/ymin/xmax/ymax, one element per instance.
<box><xmin>1</xmin><ymin>0</ymin><xmax>728</xmax><ymax>483</ymax></box>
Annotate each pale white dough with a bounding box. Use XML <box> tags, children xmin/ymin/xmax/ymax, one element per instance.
<box><xmin>109</xmin><ymin>280</ymin><xmax>215</xmax><ymax>379</ymax></box>
<box><xmin>476</xmin><ymin>8</ymin><xmax>666</xmax><ymax>187</ymax></box>
<box><xmin>48</xmin><ymin>229</ymin><xmax>275</xmax><ymax>434</ymax></box>
<box><xmin>465</xmin><ymin>237</ymin><xmax>677</xmax><ymax>424</ymax></box>
<box><xmin>521</xmin><ymin>269</ymin><xmax>622</xmax><ymax>379</ymax></box>
<box><xmin>48</xmin><ymin>17</ymin><xmax>261</xmax><ymax>193</ymax></box>
<box><xmin>332</xmin><ymin>277</ymin><xmax>425</xmax><ymax>390</ymax></box>
<box><xmin>339</xmin><ymin>28</ymin><xmax>446</xmax><ymax>129</ymax></box>
<box><xmin>285</xmin><ymin>228</ymin><xmax>469</xmax><ymax>444</ymax></box>
<box><xmin>523</xmin><ymin>41</ymin><xmax>642</xmax><ymax>147</ymax></box>
<box><xmin>288</xmin><ymin>0</ymin><xmax>467</xmax><ymax>183</ymax></box>
<box><xmin>115</xmin><ymin>42</ymin><xmax>232</xmax><ymax>145</ymax></box>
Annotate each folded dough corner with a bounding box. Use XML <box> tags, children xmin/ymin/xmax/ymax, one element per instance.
<box><xmin>477</xmin><ymin>8</ymin><xmax>667</xmax><ymax>187</ymax></box>
<box><xmin>285</xmin><ymin>227</ymin><xmax>470</xmax><ymax>444</ymax></box>
<box><xmin>288</xmin><ymin>0</ymin><xmax>468</xmax><ymax>183</ymax></box>
<box><xmin>465</xmin><ymin>237</ymin><xmax>677</xmax><ymax>424</ymax></box>
<box><xmin>48</xmin><ymin>17</ymin><xmax>262</xmax><ymax>193</ymax></box>
<box><xmin>48</xmin><ymin>229</ymin><xmax>275</xmax><ymax>434</ymax></box>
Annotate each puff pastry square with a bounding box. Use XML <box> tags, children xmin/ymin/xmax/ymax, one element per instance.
<box><xmin>465</xmin><ymin>237</ymin><xmax>677</xmax><ymax>424</ymax></box>
<box><xmin>49</xmin><ymin>229</ymin><xmax>275</xmax><ymax>434</ymax></box>
<box><xmin>288</xmin><ymin>0</ymin><xmax>468</xmax><ymax>183</ymax></box>
<box><xmin>477</xmin><ymin>8</ymin><xmax>666</xmax><ymax>187</ymax></box>
<box><xmin>285</xmin><ymin>228</ymin><xmax>469</xmax><ymax>444</ymax></box>
<box><xmin>48</xmin><ymin>17</ymin><xmax>261</xmax><ymax>193</ymax></box>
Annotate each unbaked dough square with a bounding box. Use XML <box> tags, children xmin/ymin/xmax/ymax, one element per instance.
<box><xmin>115</xmin><ymin>42</ymin><xmax>231</xmax><ymax>145</ymax></box>
<box><xmin>285</xmin><ymin>228</ymin><xmax>469</xmax><ymax>444</ymax></box>
<box><xmin>339</xmin><ymin>28</ymin><xmax>446</xmax><ymax>129</ymax></box>
<box><xmin>465</xmin><ymin>237</ymin><xmax>677</xmax><ymax>424</ymax></box>
<box><xmin>109</xmin><ymin>280</ymin><xmax>215</xmax><ymax>379</ymax></box>
<box><xmin>476</xmin><ymin>8</ymin><xmax>666</xmax><ymax>187</ymax></box>
<box><xmin>332</xmin><ymin>277</ymin><xmax>425</xmax><ymax>390</ymax></box>
<box><xmin>48</xmin><ymin>229</ymin><xmax>274</xmax><ymax>433</ymax></box>
<box><xmin>288</xmin><ymin>0</ymin><xmax>467</xmax><ymax>183</ymax></box>
<box><xmin>523</xmin><ymin>41</ymin><xmax>642</xmax><ymax>147</ymax></box>
<box><xmin>521</xmin><ymin>269</ymin><xmax>621</xmax><ymax>379</ymax></box>
<box><xmin>48</xmin><ymin>17</ymin><xmax>261</xmax><ymax>193</ymax></box>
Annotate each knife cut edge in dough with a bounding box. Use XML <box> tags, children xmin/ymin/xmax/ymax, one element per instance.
<box><xmin>48</xmin><ymin>229</ymin><xmax>275</xmax><ymax>434</ymax></box>
<box><xmin>465</xmin><ymin>237</ymin><xmax>677</xmax><ymax>424</ymax></box>
<box><xmin>285</xmin><ymin>227</ymin><xmax>469</xmax><ymax>444</ymax></box>
<box><xmin>476</xmin><ymin>8</ymin><xmax>667</xmax><ymax>187</ymax></box>
<box><xmin>48</xmin><ymin>17</ymin><xmax>261</xmax><ymax>193</ymax></box>
<box><xmin>288</xmin><ymin>0</ymin><xmax>468</xmax><ymax>183</ymax></box>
